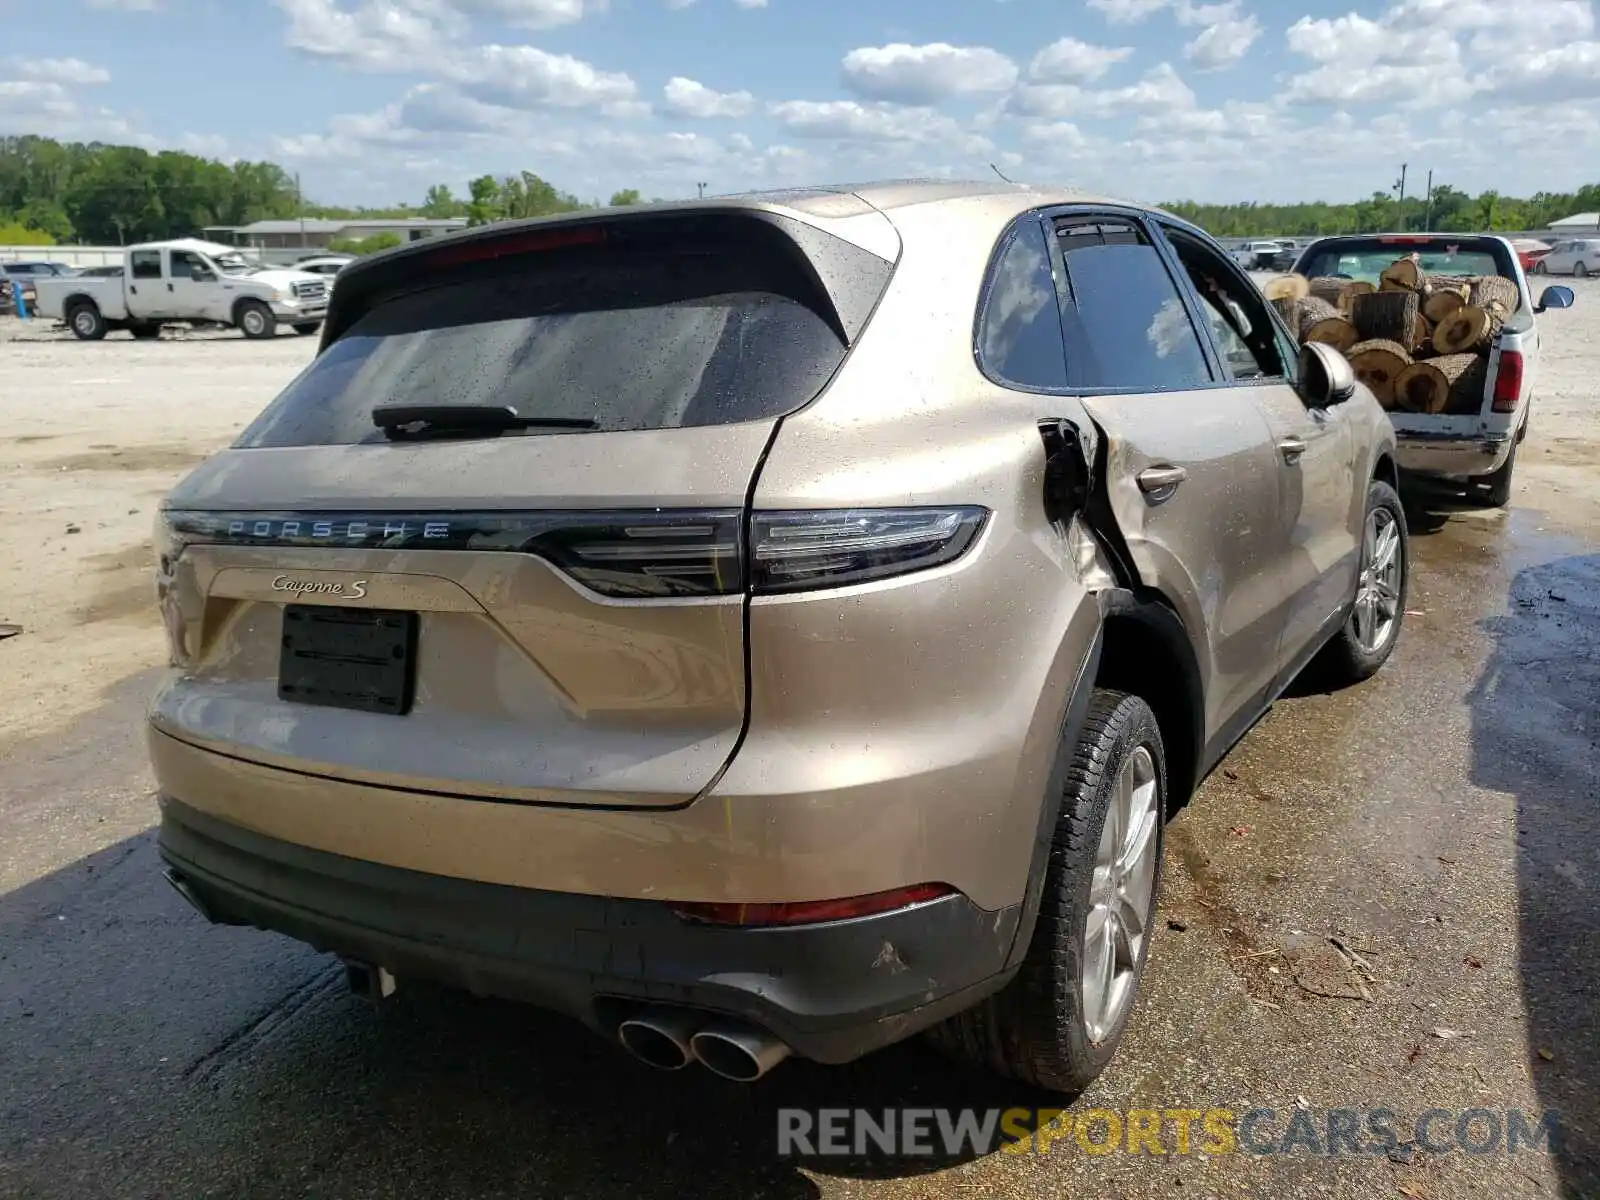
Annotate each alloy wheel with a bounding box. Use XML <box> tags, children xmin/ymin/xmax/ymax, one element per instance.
<box><xmin>1081</xmin><ymin>743</ymin><xmax>1160</xmax><ymax>1044</ymax></box>
<box><xmin>1352</xmin><ymin>506</ymin><xmax>1402</xmax><ymax>654</ymax></box>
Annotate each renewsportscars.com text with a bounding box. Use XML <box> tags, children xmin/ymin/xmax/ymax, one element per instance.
<box><xmin>776</xmin><ymin>1106</ymin><xmax>1562</xmax><ymax>1159</ymax></box>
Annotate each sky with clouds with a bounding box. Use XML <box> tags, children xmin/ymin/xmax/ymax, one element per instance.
<box><xmin>3</xmin><ymin>0</ymin><xmax>1597</xmax><ymax>208</ymax></box>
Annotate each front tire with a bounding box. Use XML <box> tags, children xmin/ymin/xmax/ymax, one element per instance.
<box><xmin>68</xmin><ymin>302</ymin><xmax>107</xmax><ymax>341</ymax></box>
<box><xmin>236</xmin><ymin>300</ymin><xmax>275</xmax><ymax>339</ymax></box>
<box><xmin>292</xmin><ymin>321</ymin><xmax>321</xmax><ymax>336</ymax></box>
<box><xmin>928</xmin><ymin>690</ymin><xmax>1165</xmax><ymax>1093</ymax></box>
<box><xmin>1316</xmin><ymin>479</ymin><xmax>1408</xmax><ymax>686</ymax></box>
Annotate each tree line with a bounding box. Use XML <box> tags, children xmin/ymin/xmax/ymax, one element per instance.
<box><xmin>0</xmin><ymin>135</ymin><xmax>652</xmax><ymax>248</ymax></box>
<box><xmin>4</xmin><ymin>133</ymin><xmax>1598</xmax><ymax>248</ymax></box>
<box><xmin>1163</xmin><ymin>182</ymin><xmax>1600</xmax><ymax>238</ymax></box>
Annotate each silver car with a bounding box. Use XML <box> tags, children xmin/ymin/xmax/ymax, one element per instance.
<box><xmin>1534</xmin><ymin>238</ymin><xmax>1600</xmax><ymax>277</ymax></box>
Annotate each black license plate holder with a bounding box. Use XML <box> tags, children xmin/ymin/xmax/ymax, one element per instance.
<box><xmin>278</xmin><ymin>605</ymin><xmax>418</xmax><ymax>716</ymax></box>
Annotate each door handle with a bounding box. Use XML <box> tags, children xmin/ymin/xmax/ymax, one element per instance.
<box><xmin>1136</xmin><ymin>465</ymin><xmax>1188</xmax><ymax>496</ymax></box>
<box><xmin>1278</xmin><ymin>436</ymin><xmax>1307</xmax><ymax>463</ymax></box>
<box><xmin>167</xmin><ymin>283</ymin><xmax>174</xmax><ymax>292</ymax></box>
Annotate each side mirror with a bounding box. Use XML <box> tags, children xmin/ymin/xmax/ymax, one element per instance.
<box><xmin>190</xmin><ymin>267</ymin><xmax>216</xmax><ymax>282</ymax></box>
<box><xmin>1298</xmin><ymin>341</ymin><xmax>1356</xmax><ymax>407</ymax></box>
<box><xmin>1535</xmin><ymin>285</ymin><xmax>1574</xmax><ymax>313</ymax></box>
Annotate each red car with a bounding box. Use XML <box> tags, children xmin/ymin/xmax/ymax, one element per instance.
<box><xmin>1510</xmin><ymin>238</ymin><xmax>1552</xmax><ymax>271</ymax></box>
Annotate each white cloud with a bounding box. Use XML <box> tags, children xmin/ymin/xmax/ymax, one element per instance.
<box><xmin>840</xmin><ymin>42</ymin><xmax>1018</xmax><ymax>104</ymax></box>
<box><xmin>1009</xmin><ymin>61</ymin><xmax>1197</xmax><ymax>120</ymax></box>
<box><xmin>464</xmin><ymin>44</ymin><xmax>637</xmax><ymax>109</ymax></box>
<box><xmin>451</xmin><ymin>0</ymin><xmax>608</xmax><ymax>30</ymax></box>
<box><xmin>661</xmin><ymin>76</ymin><xmax>755</xmax><ymax>117</ymax></box>
<box><xmin>1087</xmin><ymin>0</ymin><xmax>1170</xmax><ymax>21</ymax></box>
<box><xmin>769</xmin><ymin>98</ymin><xmax>992</xmax><ymax>152</ymax></box>
<box><xmin>9</xmin><ymin>57</ymin><xmax>111</xmax><ymax>85</ymax></box>
<box><xmin>1028</xmin><ymin>37</ymin><xmax>1133</xmax><ymax>82</ymax></box>
<box><xmin>0</xmin><ymin>79</ymin><xmax>146</xmax><ymax>143</ymax></box>
<box><xmin>1184</xmin><ymin>7</ymin><xmax>1260</xmax><ymax>70</ymax></box>
<box><xmin>276</xmin><ymin>0</ymin><xmax>446</xmax><ymax>72</ymax></box>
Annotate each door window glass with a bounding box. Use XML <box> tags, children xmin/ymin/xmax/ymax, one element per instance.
<box><xmin>1051</xmin><ymin>217</ymin><xmax>1211</xmax><ymax>390</ymax></box>
<box><xmin>169</xmin><ymin>250</ymin><xmax>206</xmax><ymax>279</ymax></box>
<box><xmin>1163</xmin><ymin>228</ymin><xmax>1288</xmax><ymax>381</ymax></box>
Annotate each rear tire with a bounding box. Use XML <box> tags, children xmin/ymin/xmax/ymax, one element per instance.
<box><xmin>1532</xmin><ymin>260</ymin><xmax>1548</xmax><ymax>275</ymax></box>
<box><xmin>67</xmin><ymin>302</ymin><xmax>107</xmax><ymax>341</ymax></box>
<box><xmin>1575</xmin><ymin>262</ymin><xmax>1589</xmax><ymax>279</ymax></box>
<box><xmin>927</xmin><ymin>690</ymin><xmax>1165</xmax><ymax>1093</ymax></box>
<box><xmin>1472</xmin><ymin>442</ymin><xmax>1517</xmax><ymax>508</ymax></box>
<box><xmin>292</xmin><ymin>321</ymin><xmax>321</xmax><ymax>336</ymax></box>
<box><xmin>236</xmin><ymin>300</ymin><xmax>275</xmax><ymax>339</ymax></box>
<box><xmin>1315</xmin><ymin>480</ymin><xmax>1408</xmax><ymax>686</ymax></box>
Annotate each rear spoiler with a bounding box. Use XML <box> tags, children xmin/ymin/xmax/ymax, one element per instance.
<box><xmin>320</xmin><ymin>206</ymin><xmax>899</xmax><ymax>351</ymax></box>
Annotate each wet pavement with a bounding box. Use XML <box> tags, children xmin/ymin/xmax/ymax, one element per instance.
<box><xmin>1</xmin><ymin>495</ymin><xmax>1596</xmax><ymax>1200</ymax></box>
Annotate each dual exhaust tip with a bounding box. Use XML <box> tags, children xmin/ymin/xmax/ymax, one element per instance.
<box><xmin>618</xmin><ymin>1009</ymin><xmax>790</xmax><ymax>1083</ymax></box>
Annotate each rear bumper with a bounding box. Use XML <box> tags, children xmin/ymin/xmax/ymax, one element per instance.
<box><xmin>1395</xmin><ymin>428</ymin><xmax>1513</xmax><ymax>479</ymax></box>
<box><xmin>157</xmin><ymin>796</ymin><xmax>1017</xmax><ymax>1064</ymax></box>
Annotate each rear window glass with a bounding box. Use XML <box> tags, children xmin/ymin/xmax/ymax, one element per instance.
<box><xmin>1297</xmin><ymin>240</ymin><xmax>1512</xmax><ymax>287</ymax></box>
<box><xmin>236</xmin><ymin>247</ymin><xmax>861</xmax><ymax>448</ymax></box>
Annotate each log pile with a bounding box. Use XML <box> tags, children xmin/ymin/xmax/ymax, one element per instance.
<box><xmin>1265</xmin><ymin>254</ymin><xmax>1519</xmax><ymax>414</ymax></box>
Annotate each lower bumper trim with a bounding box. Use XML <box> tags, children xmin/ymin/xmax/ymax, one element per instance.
<box><xmin>157</xmin><ymin>797</ymin><xmax>1018</xmax><ymax>1064</ymax></box>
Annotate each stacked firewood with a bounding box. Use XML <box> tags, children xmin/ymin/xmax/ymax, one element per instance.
<box><xmin>1265</xmin><ymin>256</ymin><xmax>1518</xmax><ymax>414</ymax></box>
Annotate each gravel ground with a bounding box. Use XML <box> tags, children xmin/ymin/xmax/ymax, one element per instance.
<box><xmin>1</xmin><ymin>287</ymin><xmax>1597</xmax><ymax>1200</ymax></box>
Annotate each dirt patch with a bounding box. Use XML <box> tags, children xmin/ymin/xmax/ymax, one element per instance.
<box><xmin>10</xmin><ymin>434</ymin><xmax>62</xmax><ymax>445</ymax></box>
<box><xmin>37</xmin><ymin>445</ymin><xmax>209</xmax><ymax>473</ymax></box>
<box><xmin>1534</xmin><ymin>436</ymin><xmax>1600</xmax><ymax>470</ymax></box>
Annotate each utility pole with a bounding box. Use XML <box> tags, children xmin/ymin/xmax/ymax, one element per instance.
<box><xmin>696</xmin><ymin>181</ymin><xmax>707</xmax><ymax>199</ymax></box>
<box><xmin>1396</xmin><ymin>163</ymin><xmax>1407</xmax><ymax>231</ymax></box>
<box><xmin>296</xmin><ymin>172</ymin><xmax>306</xmax><ymax>251</ymax></box>
<box><xmin>1423</xmin><ymin>169</ymin><xmax>1434</xmax><ymax>232</ymax></box>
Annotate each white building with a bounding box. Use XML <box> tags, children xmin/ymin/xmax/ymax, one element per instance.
<box><xmin>201</xmin><ymin>217</ymin><xmax>468</xmax><ymax>254</ymax></box>
<box><xmin>1548</xmin><ymin>211</ymin><xmax>1600</xmax><ymax>232</ymax></box>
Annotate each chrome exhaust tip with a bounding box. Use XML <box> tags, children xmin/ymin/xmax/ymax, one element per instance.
<box><xmin>162</xmin><ymin>869</ymin><xmax>215</xmax><ymax>923</ymax></box>
<box><xmin>617</xmin><ymin>1010</ymin><xmax>697</xmax><ymax>1071</ymax></box>
<box><xmin>690</xmin><ymin>1022</ymin><xmax>792</xmax><ymax>1083</ymax></box>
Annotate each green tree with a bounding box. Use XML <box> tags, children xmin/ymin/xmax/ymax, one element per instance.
<box><xmin>466</xmin><ymin>174</ymin><xmax>503</xmax><ymax>225</ymax></box>
<box><xmin>421</xmin><ymin>183</ymin><xmax>461</xmax><ymax>218</ymax></box>
<box><xmin>608</xmin><ymin>188</ymin><xmax>642</xmax><ymax>207</ymax></box>
<box><xmin>328</xmin><ymin>232</ymin><xmax>403</xmax><ymax>255</ymax></box>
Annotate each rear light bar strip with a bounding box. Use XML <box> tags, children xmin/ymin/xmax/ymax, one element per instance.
<box><xmin>160</xmin><ymin>506</ymin><xmax>988</xmax><ymax>599</ymax></box>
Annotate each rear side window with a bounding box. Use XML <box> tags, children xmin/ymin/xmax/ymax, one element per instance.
<box><xmin>1052</xmin><ymin>217</ymin><xmax>1211</xmax><ymax>391</ymax></box>
<box><xmin>236</xmin><ymin>228</ymin><xmax>890</xmax><ymax>448</ymax></box>
<box><xmin>130</xmin><ymin>251</ymin><xmax>161</xmax><ymax>280</ymax></box>
<box><xmin>977</xmin><ymin>218</ymin><xmax>1067</xmax><ymax>390</ymax></box>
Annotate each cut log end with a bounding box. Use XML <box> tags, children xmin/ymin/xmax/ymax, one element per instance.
<box><xmin>1305</xmin><ymin>317</ymin><xmax>1358</xmax><ymax>353</ymax></box>
<box><xmin>1264</xmin><ymin>274</ymin><xmax>1311</xmax><ymax>302</ymax></box>
<box><xmin>1432</xmin><ymin>304</ymin><xmax>1505</xmax><ymax>355</ymax></box>
<box><xmin>1380</xmin><ymin>256</ymin><xmax>1423</xmax><ymax>292</ymax></box>
<box><xmin>1395</xmin><ymin>353</ymin><xmax>1485</xmax><ymax>415</ymax></box>
<box><xmin>1347</xmin><ymin>338</ymin><xmax>1412</xmax><ymax>408</ymax></box>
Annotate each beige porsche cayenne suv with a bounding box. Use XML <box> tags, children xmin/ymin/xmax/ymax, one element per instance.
<box><xmin>151</xmin><ymin>180</ymin><xmax>1406</xmax><ymax>1091</ymax></box>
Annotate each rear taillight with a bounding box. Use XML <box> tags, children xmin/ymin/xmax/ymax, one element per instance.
<box><xmin>748</xmin><ymin>507</ymin><xmax>987</xmax><ymax>594</ymax></box>
<box><xmin>670</xmin><ymin>883</ymin><xmax>957</xmax><ymax>926</ymax></box>
<box><xmin>1492</xmin><ymin>349</ymin><xmax>1523</xmax><ymax>413</ymax></box>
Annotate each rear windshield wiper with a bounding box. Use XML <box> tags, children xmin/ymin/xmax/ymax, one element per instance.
<box><xmin>372</xmin><ymin>404</ymin><xmax>597</xmax><ymax>440</ymax></box>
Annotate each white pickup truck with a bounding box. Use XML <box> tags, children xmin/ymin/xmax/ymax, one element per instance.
<box><xmin>1290</xmin><ymin>233</ymin><xmax>1576</xmax><ymax>506</ymax></box>
<box><xmin>33</xmin><ymin>238</ymin><xmax>330</xmax><ymax>341</ymax></box>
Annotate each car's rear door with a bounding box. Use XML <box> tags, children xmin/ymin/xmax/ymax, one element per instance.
<box><xmin>1046</xmin><ymin>210</ymin><xmax>1288</xmax><ymax>749</ymax></box>
<box><xmin>1153</xmin><ymin>221</ymin><xmax>1360</xmax><ymax>682</ymax></box>
<box><xmin>151</xmin><ymin>208</ymin><xmax>899</xmax><ymax>809</ymax></box>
